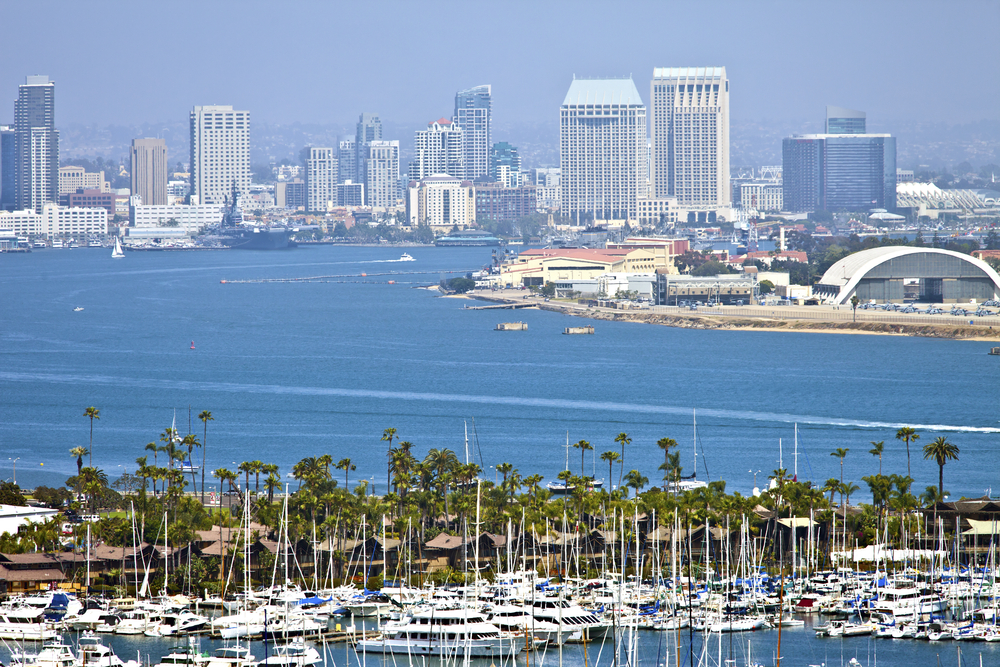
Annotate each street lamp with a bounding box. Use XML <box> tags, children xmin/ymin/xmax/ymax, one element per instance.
<box><xmin>9</xmin><ymin>458</ymin><xmax>20</xmax><ymax>486</ymax></box>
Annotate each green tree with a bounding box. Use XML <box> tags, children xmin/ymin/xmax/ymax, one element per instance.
<box><xmin>600</xmin><ymin>450</ymin><xmax>619</xmax><ymax>489</ymax></box>
<box><xmin>758</xmin><ymin>279</ymin><xmax>775</xmax><ymax>295</ymax></box>
<box><xmin>336</xmin><ymin>458</ymin><xmax>356</xmax><ymax>490</ymax></box>
<box><xmin>198</xmin><ymin>410</ymin><xmax>213</xmax><ymax>505</ymax></box>
<box><xmin>850</xmin><ymin>295</ymin><xmax>860</xmax><ymax>322</ymax></box>
<box><xmin>656</xmin><ymin>438</ymin><xmax>678</xmax><ymax>490</ymax></box>
<box><xmin>84</xmin><ymin>406</ymin><xmax>100</xmax><ymax>466</ymax></box>
<box><xmin>70</xmin><ymin>446</ymin><xmax>88</xmax><ymax>479</ymax></box>
<box><xmin>614</xmin><ymin>432</ymin><xmax>631</xmax><ymax>489</ymax></box>
<box><xmin>571</xmin><ymin>440</ymin><xmax>592</xmax><ymax>478</ymax></box>
<box><xmin>922</xmin><ymin>436</ymin><xmax>959</xmax><ymax>502</ymax></box>
<box><xmin>623</xmin><ymin>469</ymin><xmax>648</xmax><ymax>497</ymax></box>
<box><xmin>381</xmin><ymin>428</ymin><xmax>397</xmax><ymax>496</ymax></box>
<box><xmin>831</xmin><ymin>447</ymin><xmax>849</xmax><ymax>505</ymax></box>
<box><xmin>895</xmin><ymin>427</ymin><xmax>920</xmax><ymax>479</ymax></box>
<box><xmin>540</xmin><ymin>282</ymin><xmax>556</xmax><ymax>298</ymax></box>
<box><xmin>868</xmin><ymin>441</ymin><xmax>884</xmax><ymax>476</ymax></box>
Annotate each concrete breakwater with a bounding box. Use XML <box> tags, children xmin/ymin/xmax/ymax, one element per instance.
<box><xmin>468</xmin><ymin>292</ymin><xmax>1000</xmax><ymax>341</ymax></box>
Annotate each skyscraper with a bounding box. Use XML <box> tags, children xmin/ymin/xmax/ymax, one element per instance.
<box><xmin>489</xmin><ymin>142</ymin><xmax>521</xmax><ymax>187</ymax></box>
<box><xmin>559</xmin><ymin>77</ymin><xmax>646</xmax><ymax>221</ymax></box>
<box><xmin>130</xmin><ymin>138</ymin><xmax>168</xmax><ymax>206</ymax></box>
<box><xmin>826</xmin><ymin>106</ymin><xmax>866</xmax><ymax>134</ymax></box>
<box><xmin>454</xmin><ymin>85</ymin><xmax>491</xmax><ymax>181</ymax></box>
<box><xmin>366</xmin><ymin>140</ymin><xmax>399</xmax><ymax>207</ymax></box>
<box><xmin>782</xmin><ymin>132</ymin><xmax>896</xmax><ymax>213</ymax></box>
<box><xmin>338</xmin><ymin>139</ymin><xmax>356</xmax><ymax>185</ymax></box>
<box><xmin>0</xmin><ymin>125</ymin><xmax>14</xmax><ymax>211</ymax></box>
<box><xmin>409</xmin><ymin>119</ymin><xmax>464</xmax><ymax>182</ymax></box>
<box><xmin>14</xmin><ymin>76</ymin><xmax>59</xmax><ymax>213</ymax></box>
<box><xmin>306</xmin><ymin>147</ymin><xmax>338</xmax><ymax>211</ymax></box>
<box><xmin>650</xmin><ymin>67</ymin><xmax>730</xmax><ymax>207</ymax></box>
<box><xmin>355</xmin><ymin>113</ymin><xmax>382</xmax><ymax>183</ymax></box>
<box><xmin>189</xmin><ymin>105</ymin><xmax>250</xmax><ymax>206</ymax></box>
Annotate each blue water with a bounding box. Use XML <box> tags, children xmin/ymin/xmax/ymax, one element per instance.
<box><xmin>0</xmin><ymin>246</ymin><xmax>997</xmax><ymax>501</ymax></box>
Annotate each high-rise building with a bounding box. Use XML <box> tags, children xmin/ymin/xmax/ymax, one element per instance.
<box><xmin>410</xmin><ymin>119</ymin><xmax>464</xmax><ymax>181</ymax></box>
<box><xmin>355</xmin><ymin>113</ymin><xmax>382</xmax><ymax>183</ymax></box>
<box><xmin>559</xmin><ymin>77</ymin><xmax>646</xmax><ymax>221</ymax></box>
<box><xmin>826</xmin><ymin>106</ymin><xmax>866</xmax><ymax>135</ymax></box>
<box><xmin>1</xmin><ymin>125</ymin><xmax>16</xmax><ymax>211</ymax></box>
<box><xmin>489</xmin><ymin>142</ymin><xmax>521</xmax><ymax>186</ymax></box>
<box><xmin>306</xmin><ymin>147</ymin><xmax>338</xmax><ymax>211</ymax></box>
<box><xmin>14</xmin><ymin>76</ymin><xmax>59</xmax><ymax>213</ymax></box>
<box><xmin>366</xmin><ymin>140</ymin><xmax>399</xmax><ymax>207</ymax></box>
<box><xmin>650</xmin><ymin>67</ymin><xmax>730</xmax><ymax>207</ymax></box>
<box><xmin>782</xmin><ymin>132</ymin><xmax>896</xmax><ymax>213</ymax></box>
<box><xmin>189</xmin><ymin>105</ymin><xmax>250</xmax><ymax>206</ymax></box>
<box><xmin>454</xmin><ymin>85</ymin><xmax>491</xmax><ymax>181</ymax></box>
<box><xmin>338</xmin><ymin>139</ymin><xmax>356</xmax><ymax>184</ymax></box>
<box><xmin>406</xmin><ymin>175</ymin><xmax>476</xmax><ymax>230</ymax></box>
<box><xmin>59</xmin><ymin>166</ymin><xmax>108</xmax><ymax>196</ymax></box>
<box><xmin>130</xmin><ymin>138</ymin><xmax>168</xmax><ymax>206</ymax></box>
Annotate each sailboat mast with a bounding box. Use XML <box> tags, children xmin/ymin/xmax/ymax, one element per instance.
<box><xmin>692</xmin><ymin>410</ymin><xmax>697</xmax><ymax>480</ymax></box>
<box><xmin>794</xmin><ymin>423</ymin><xmax>798</xmax><ymax>480</ymax></box>
<box><xmin>565</xmin><ymin>431</ymin><xmax>570</xmax><ymax>471</ymax></box>
<box><xmin>464</xmin><ymin>421</ymin><xmax>469</xmax><ymax>465</ymax></box>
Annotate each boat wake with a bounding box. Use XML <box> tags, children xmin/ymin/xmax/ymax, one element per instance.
<box><xmin>2</xmin><ymin>371</ymin><xmax>996</xmax><ymax>434</ymax></box>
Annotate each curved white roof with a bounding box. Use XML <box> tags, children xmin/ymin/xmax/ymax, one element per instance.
<box><xmin>562</xmin><ymin>78</ymin><xmax>643</xmax><ymax>107</ymax></box>
<box><xmin>818</xmin><ymin>246</ymin><xmax>1000</xmax><ymax>304</ymax></box>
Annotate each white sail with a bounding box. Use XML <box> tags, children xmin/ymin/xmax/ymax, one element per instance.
<box><xmin>112</xmin><ymin>236</ymin><xmax>124</xmax><ymax>258</ymax></box>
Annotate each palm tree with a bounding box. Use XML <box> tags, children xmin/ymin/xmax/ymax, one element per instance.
<box><xmin>614</xmin><ymin>432</ymin><xmax>631</xmax><ymax>488</ymax></box>
<box><xmin>381</xmin><ymin>428</ymin><xmax>397</xmax><ymax>495</ymax></box>
<box><xmin>238</xmin><ymin>461</ymin><xmax>254</xmax><ymax>496</ymax></box>
<box><xmin>656</xmin><ymin>438</ymin><xmax>678</xmax><ymax>490</ymax></box>
<box><xmin>145</xmin><ymin>442</ymin><xmax>160</xmax><ymax>493</ymax></box>
<box><xmin>83</xmin><ymin>407</ymin><xmax>100</xmax><ymax>466</ymax></box>
<box><xmin>336</xmin><ymin>458</ymin><xmax>356</xmax><ymax>489</ymax></box>
<box><xmin>600</xmin><ymin>451</ymin><xmax>620</xmax><ymax>489</ymax></box>
<box><xmin>70</xmin><ymin>447</ymin><xmax>88</xmax><ymax>478</ymax></box>
<box><xmin>868</xmin><ymin>441</ymin><xmax>885</xmax><ymax>476</ymax></box>
<box><xmin>895</xmin><ymin>427</ymin><xmax>920</xmax><ymax>480</ymax></box>
<box><xmin>572</xmin><ymin>440</ymin><xmax>592</xmax><ymax>477</ymax></box>
<box><xmin>831</xmin><ymin>448</ymin><xmax>849</xmax><ymax>507</ymax></box>
<box><xmin>623</xmin><ymin>469</ymin><xmax>648</xmax><ymax>498</ymax></box>
<box><xmin>198</xmin><ymin>410</ymin><xmax>213</xmax><ymax>505</ymax></box>
<box><xmin>265</xmin><ymin>472</ymin><xmax>281</xmax><ymax>503</ymax></box>
<box><xmin>922</xmin><ymin>436</ymin><xmax>959</xmax><ymax>501</ymax></box>
<box><xmin>78</xmin><ymin>466</ymin><xmax>109</xmax><ymax>514</ymax></box>
<box><xmin>182</xmin><ymin>434</ymin><xmax>200</xmax><ymax>496</ymax></box>
<box><xmin>841</xmin><ymin>482</ymin><xmax>860</xmax><ymax>506</ymax></box>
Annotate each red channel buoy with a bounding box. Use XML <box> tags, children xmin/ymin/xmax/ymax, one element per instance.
<box><xmin>190</xmin><ymin>341</ymin><xmax>195</xmax><ymax>349</ymax></box>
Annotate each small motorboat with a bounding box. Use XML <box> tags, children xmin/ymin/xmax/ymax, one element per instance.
<box><xmin>74</xmin><ymin>307</ymin><xmax>84</xmax><ymax>312</ymax></box>
<box><xmin>398</xmin><ymin>253</ymin><xmax>415</xmax><ymax>261</ymax></box>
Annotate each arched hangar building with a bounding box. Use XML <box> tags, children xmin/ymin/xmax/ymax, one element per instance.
<box><xmin>815</xmin><ymin>247</ymin><xmax>1000</xmax><ymax>305</ymax></box>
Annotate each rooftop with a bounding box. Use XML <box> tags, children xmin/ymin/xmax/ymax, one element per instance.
<box><xmin>652</xmin><ymin>67</ymin><xmax>726</xmax><ymax>79</ymax></box>
<box><xmin>562</xmin><ymin>78</ymin><xmax>643</xmax><ymax>107</ymax></box>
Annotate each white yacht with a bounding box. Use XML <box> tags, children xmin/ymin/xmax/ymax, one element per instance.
<box><xmin>115</xmin><ymin>610</ymin><xmax>158</xmax><ymax>635</ymax></box>
<box><xmin>398</xmin><ymin>253</ymin><xmax>415</xmax><ymax>261</ymax></box>
<box><xmin>257</xmin><ymin>640</ymin><xmax>321</xmax><ymax>667</ymax></box>
<box><xmin>870</xmin><ymin>582</ymin><xmax>946</xmax><ymax>620</ymax></box>
<box><xmin>204</xmin><ymin>647</ymin><xmax>256</xmax><ymax>667</ymax></box>
<box><xmin>76</xmin><ymin>632</ymin><xmax>141</xmax><ymax>667</ymax></box>
<box><xmin>0</xmin><ymin>605</ymin><xmax>59</xmax><ymax>641</ymax></box>
<box><xmin>525</xmin><ymin>597</ymin><xmax>611</xmax><ymax>643</ymax></box>
<box><xmin>356</xmin><ymin>606</ymin><xmax>523</xmax><ymax>658</ymax></box>
<box><xmin>147</xmin><ymin>611</ymin><xmax>210</xmax><ymax>636</ymax></box>
<box><xmin>153</xmin><ymin>639</ymin><xmax>210</xmax><ymax>667</ymax></box>
<box><xmin>10</xmin><ymin>639</ymin><xmax>76</xmax><ymax>667</ymax></box>
<box><xmin>484</xmin><ymin>603</ymin><xmax>565</xmax><ymax>645</ymax></box>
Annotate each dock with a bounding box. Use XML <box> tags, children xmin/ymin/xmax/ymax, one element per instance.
<box><xmin>563</xmin><ymin>326</ymin><xmax>594</xmax><ymax>335</ymax></box>
<box><xmin>464</xmin><ymin>302</ymin><xmax>535</xmax><ymax>310</ymax></box>
<box><xmin>496</xmin><ymin>322</ymin><xmax>527</xmax><ymax>331</ymax></box>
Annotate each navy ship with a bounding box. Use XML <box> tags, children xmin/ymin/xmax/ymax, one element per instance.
<box><xmin>210</xmin><ymin>184</ymin><xmax>296</xmax><ymax>250</ymax></box>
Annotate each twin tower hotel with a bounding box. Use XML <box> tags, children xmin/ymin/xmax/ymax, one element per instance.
<box><xmin>560</xmin><ymin>67</ymin><xmax>729</xmax><ymax>225</ymax></box>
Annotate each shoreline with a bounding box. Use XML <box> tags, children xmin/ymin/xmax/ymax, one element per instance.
<box><xmin>463</xmin><ymin>292</ymin><xmax>1000</xmax><ymax>341</ymax></box>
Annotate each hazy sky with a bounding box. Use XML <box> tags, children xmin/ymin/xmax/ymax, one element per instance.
<box><xmin>1</xmin><ymin>0</ymin><xmax>997</xmax><ymax>129</ymax></box>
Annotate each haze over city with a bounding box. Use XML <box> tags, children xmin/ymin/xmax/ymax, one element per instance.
<box><xmin>1</xmin><ymin>0</ymin><xmax>996</xmax><ymax>132</ymax></box>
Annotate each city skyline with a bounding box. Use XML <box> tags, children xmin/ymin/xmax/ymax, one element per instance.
<box><xmin>0</xmin><ymin>1</ymin><xmax>995</xmax><ymax>130</ymax></box>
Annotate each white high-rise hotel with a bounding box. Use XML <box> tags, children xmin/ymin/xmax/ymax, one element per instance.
<box><xmin>306</xmin><ymin>147</ymin><xmax>338</xmax><ymax>211</ymax></box>
<box><xmin>650</xmin><ymin>67</ymin><xmax>730</xmax><ymax>207</ymax></box>
<box><xmin>189</xmin><ymin>105</ymin><xmax>250</xmax><ymax>206</ymax></box>
<box><xmin>559</xmin><ymin>78</ymin><xmax>646</xmax><ymax>221</ymax></box>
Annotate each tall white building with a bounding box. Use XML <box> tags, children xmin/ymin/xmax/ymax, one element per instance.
<box><xmin>559</xmin><ymin>78</ymin><xmax>646</xmax><ymax>221</ymax></box>
<box><xmin>409</xmin><ymin>119</ymin><xmax>464</xmax><ymax>181</ymax></box>
<box><xmin>366</xmin><ymin>140</ymin><xmax>399</xmax><ymax>207</ymax></box>
<box><xmin>14</xmin><ymin>76</ymin><xmax>59</xmax><ymax>213</ymax></box>
<box><xmin>406</xmin><ymin>175</ymin><xmax>475</xmax><ymax>231</ymax></box>
<box><xmin>189</xmin><ymin>105</ymin><xmax>250</xmax><ymax>206</ymax></box>
<box><xmin>306</xmin><ymin>147</ymin><xmax>338</xmax><ymax>211</ymax></box>
<box><xmin>650</xmin><ymin>67</ymin><xmax>730</xmax><ymax>207</ymax></box>
<box><xmin>454</xmin><ymin>85</ymin><xmax>491</xmax><ymax>181</ymax></box>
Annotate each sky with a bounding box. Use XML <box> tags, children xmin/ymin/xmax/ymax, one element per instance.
<box><xmin>1</xmin><ymin>0</ymin><xmax>997</xmax><ymax>130</ymax></box>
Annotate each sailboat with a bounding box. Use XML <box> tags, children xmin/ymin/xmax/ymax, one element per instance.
<box><xmin>112</xmin><ymin>236</ymin><xmax>124</xmax><ymax>258</ymax></box>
